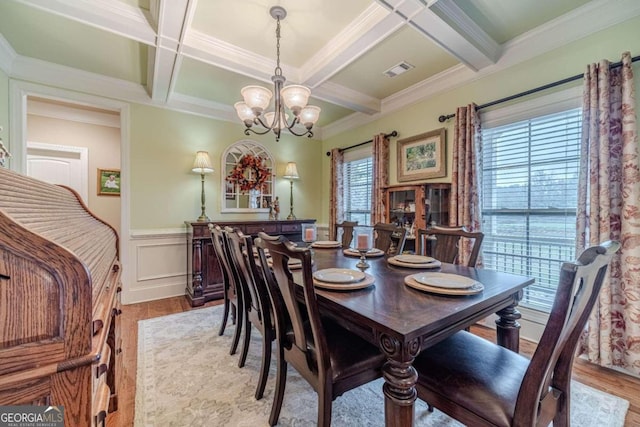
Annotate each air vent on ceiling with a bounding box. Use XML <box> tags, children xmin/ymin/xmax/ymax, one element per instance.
<box><xmin>383</xmin><ymin>61</ymin><xmax>415</xmax><ymax>78</ymax></box>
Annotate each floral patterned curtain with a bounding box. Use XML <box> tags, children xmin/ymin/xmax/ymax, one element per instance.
<box><xmin>450</xmin><ymin>104</ymin><xmax>483</xmax><ymax>266</ymax></box>
<box><xmin>577</xmin><ymin>52</ymin><xmax>640</xmax><ymax>375</ymax></box>
<box><xmin>329</xmin><ymin>148</ymin><xmax>344</xmax><ymax>240</ymax></box>
<box><xmin>371</xmin><ymin>133</ymin><xmax>390</xmax><ymax>225</ymax></box>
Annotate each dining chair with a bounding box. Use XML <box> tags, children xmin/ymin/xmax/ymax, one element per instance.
<box><xmin>209</xmin><ymin>224</ymin><xmax>244</xmax><ymax>356</ymax></box>
<box><xmin>373</xmin><ymin>222</ymin><xmax>407</xmax><ymax>254</ymax></box>
<box><xmin>255</xmin><ymin>232</ymin><xmax>386</xmax><ymax>427</ymax></box>
<box><xmin>225</xmin><ymin>227</ymin><xmax>275</xmax><ymax>400</ymax></box>
<box><xmin>416</xmin><ymin>225</ymin><xmax>484</xmax><ymax>267</ymax></box>
<box><xmin>334</xmin><ymin>220</ymin><xmax>358</xmax><ymax>248</ymax></box>
<box><xmin>413</xmin><ymin>240</ymin><xmax>619</xmax><ymax>427</ymax></box>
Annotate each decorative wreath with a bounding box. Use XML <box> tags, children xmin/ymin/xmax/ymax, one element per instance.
<box><xmin>226</xmin><ymin>154</ymin><xmax>271</xmax><ymax>193</ymax></box>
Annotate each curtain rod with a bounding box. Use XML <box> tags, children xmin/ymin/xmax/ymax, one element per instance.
<box><xmin>437</xmin><ymin>54</ymin><xmax>640</xmax><ymax>123</ymax></box>
<box><xmin>325</xmin><ymin>130</ymin><xmax>398</xmax><ymax>156</ymax></box>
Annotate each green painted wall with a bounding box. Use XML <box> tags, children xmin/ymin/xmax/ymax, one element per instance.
<box><xmin>321</xmin><ymin>15</ymin><xmax>640</xmax><ymax>225</ymax></box>
<box><xmin>129</xmin><ymin>104</ymin><xmax>323</xmax><ymax>229</ymax></box>
<box><xmin>0</xmin><ymin>68</ymin><xmax>8</xmax><ymax>160</ymax></box>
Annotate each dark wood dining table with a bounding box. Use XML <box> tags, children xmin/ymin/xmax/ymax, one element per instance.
<box><xmin>301</xmin><ymin>247</ymin><xmax>534</xmax><ymax>427</ymax></box>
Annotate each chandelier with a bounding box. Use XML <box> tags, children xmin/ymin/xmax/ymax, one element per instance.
<box><xmin>234</xmin><ymin>6</ymin><xmax>321</xmax><ymax>142</ymax></box>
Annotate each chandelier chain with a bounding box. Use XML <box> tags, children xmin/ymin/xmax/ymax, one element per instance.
<box><xmin>275</xmin><ymin>16</ymin><xmax>282</xmax><ymax>76</ymax></box>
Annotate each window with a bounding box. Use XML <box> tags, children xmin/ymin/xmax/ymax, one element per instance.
<box><xmin>221</xmin><ymin>140</ymin><xmax>274</xmax><ymax>213</ymax></box>
<box><xmin>481</xmin><ymin>106</ymin><xmax>581</xmax><ymax>312</ymax></box>
<box><xmin>343</xmin><ymin>147</ymin><xmax>372</xmax><ymax>225</ymax></box>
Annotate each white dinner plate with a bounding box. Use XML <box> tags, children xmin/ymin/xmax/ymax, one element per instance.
<box><xmin>267</xmin><ymin>258</ymin><xmax>304</xmax><ymax>270</ymax></box>
<box><xmin>311</xmin><ymin>240</ymin><xmax>341</xmax><ymax>248</ymax></box>
<box><xmin>414</xmin><ymin>272</ymin><xmax>478</xmax><ymax>289</ymax></box>
<box><xmin>387</xmin><ymin>257</ymin><xmax>441</xmax><ymax>269</ymax></box>
<box><xmin>313</xmin><ymin>273</ymin><xmax>375</xmax><ymax>291</ymax></box>
<box><xmin>313</xmin><ymin>268</ymin><xmax>366</xmax><ymax>284</ymax></box>
<box><xmin>404</xmin><ymin>274</ymin><xmax>483</xmax><ymax>295</ymax></box>
<box><xmin>394</xmin><ymin>254</ymin><xmax>435</xmax><ymax>264</ymax></box>
<box><xmin>342</xmin><ymin>248</ymin><xmax>385</xmax><ymax>258</ymax></box>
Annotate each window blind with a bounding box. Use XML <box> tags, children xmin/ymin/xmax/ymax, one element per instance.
<box><xmin>481</xmin><ymin>108</ymin><xmax>581</xmax><ymax>312</ymax></box>
<box><xmin>343</xmin><ymin>156</ymin><xmax>373</xmax><ymax>225</ymax></box>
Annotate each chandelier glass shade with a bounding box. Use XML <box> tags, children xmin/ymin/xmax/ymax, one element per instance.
<box><xmin>234</xmin><ymin>6</ymin><xmax>321</xmax><ymax>141</ymax></box>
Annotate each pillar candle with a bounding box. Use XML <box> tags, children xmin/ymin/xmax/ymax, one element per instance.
<box><xmin>305</xmin><ymin>228</ymin><xmax>314</xmax><ymax>241</ymax></box>
<box><xmin>356</xmin><ymin>234</ymin><xmax>370</xmax><ymax>250</ymax></box>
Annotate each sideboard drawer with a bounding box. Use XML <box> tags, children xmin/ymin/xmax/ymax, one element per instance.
<box><xmin>246</xmin><ymin>224</ymin><xmax>278</xmax><ymax>235</ymax></box>
<box><xmin>281</xmin><ymin>223</ymin><xmax>301</xmax><ymax>233</ymax></box>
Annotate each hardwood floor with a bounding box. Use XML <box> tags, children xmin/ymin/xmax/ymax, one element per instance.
<box><xmin>108</xmin><ymin>296</ymin><xmax>640</xmax><ymax>426</ymax></box>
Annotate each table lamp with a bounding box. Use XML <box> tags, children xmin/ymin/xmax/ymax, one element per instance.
<box><xmin>192</xmin><ymin>151</ymin><xmax>214</xmax><ymax>221</ymax></box>
<box><xmin>283</xmin><ymin>162</ymin><xmax>299</xmax><ymax>220</ymax></box>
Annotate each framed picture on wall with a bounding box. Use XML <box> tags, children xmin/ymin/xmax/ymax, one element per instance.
<box><xmin>97</xmin><ymin>169</ymin><xmax>121</xmax><ymax>196</ymax></box>
<box><xmin>397</xmin><ymin>128</ymin><xmax>446</xmax><ymax>182</ymax></box>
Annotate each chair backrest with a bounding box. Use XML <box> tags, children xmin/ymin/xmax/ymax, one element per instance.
<box><xmin>334</xmin><ymin>221</ymin><xmax>358</xmax><ymax>248</ymax></box>
<box><xmin>210</xmin><ymin>224</ymin><xmax>237</xmax><ymax>298</ymax></box>
<box><xmin>416</xmin><ymin>226</ymin><xmax>484</xmax><ymax>267</ymax></box>
<box><xmin>373</xmin><ymin>223</ymin><xmax>407</xmax><ymax>254</ymax></box>
<box><xmin>513</xmin><ymin>240</ymin><xmax>619</xmax><ymax>425</ymax></box>
<box><xmin>255</xmin><ymin>232</ymin><xmax>330</xmax><ymax>386</ymax></box>
<box><xmin>225</xmin><ymin>227</ymin><xmax>271</xmax><ymax>326</ymax></box>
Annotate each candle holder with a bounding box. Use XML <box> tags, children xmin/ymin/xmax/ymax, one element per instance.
<box><xmin>302</xmin><ymin>223</ymin><xmax>317</xmax><ymax>249</ymax></box>
<box><xmin>353</xmin><ymin>226</ymin><xmax>374</xmax><ymax>270</ymax></box>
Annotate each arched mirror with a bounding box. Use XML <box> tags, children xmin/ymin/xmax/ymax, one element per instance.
<box><xmin>221</xmin><ymin>140</ymin><xmax>275</xmax><ymax>213</ymax></box>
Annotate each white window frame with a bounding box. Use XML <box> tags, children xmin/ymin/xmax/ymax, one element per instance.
<box><xmin>478</xmin><ymin>86</ymin><xmax>582</xmax><ymax>341</ymax></box>
<box><xmin>342</xmin><ymin>145</ymin><xmax>373</xmax><ymax>225</ymax></box>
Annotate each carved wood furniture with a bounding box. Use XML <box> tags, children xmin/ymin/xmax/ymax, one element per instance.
<box><xmin>256</xmin><ymin>233</ymin><xmax>385</xmax><ymax>427</ymax></box>
<box><xmin>210</xmin><ymin>225</ymin><xmax>243</xmax><ymax>355</ymax></box>
<box><xmin>416</xmin><ymin>225</ymin><xmax>485</xmax><ymax>267</ymax></box>
<box><xmin>185</xmin><ymin>219</ymin><xmax>315</xmax><ymax>307</ymax></box>
<box><xmin>303</xmin><ymin>248</ymin><xmax>533</xmax><ymax>427</ymax></box>
<box><xmin>373</xmin><ymin>222</ymin><xmax>407</xmax><ymax>254</ymax></box>
<box><xmin>333</xmin><ymin>220</ymin><xmax>357</xmax><ymax>248</ymax></box>
<box><xmin>0</xmin><ymin>167</ymin><xmax>121</xmax><ymax>427</ymax></box>
<box><xmin>413</xmin><ymin>241</ymin><xmax>618</xmax><ymax>427</ymax></box>
<box><xmin>225</xmin><ymin>227</ymin><xmax>275</xmax><ymax>400</ymax></box>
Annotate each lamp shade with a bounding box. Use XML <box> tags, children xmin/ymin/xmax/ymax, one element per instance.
<box><xmin>281</xmin><ymin>85</ymin><xmax>311</xmax><ymax>110</ymax></box>
<box><xmin>264</xmin><ymin>112</ymin><xmax>290</xmax><ymax>130</ymax></box>
<box><xmin>283</xmin><ymin>162</ymin><xmax>299</xmax><ymax>179</ymax></box>
<box><xmin>192</xmin><ymin>151</ymin><xmax>214</xmax><ymax>174</ymax></box>
<box><xmin>299</xmin><ymin>105</ymin><xmax>321</xmax><ymax>127</ymax></box>
<box><xmin>241</xmin><ymin>85</ymin><xmax>273</xmax><ymax>112</ymax></box>
<box><xmin>234</xmin><ymin>102</ymin><xmax>255</xmax><ymax>122</ymax></box>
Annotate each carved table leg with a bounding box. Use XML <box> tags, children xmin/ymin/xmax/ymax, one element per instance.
<box><xmin>380</xmin><ymin>334</ymin><xmax>420</xmax><ymax>427</ymax></box>
<box><xmin>495</xmin><ymin>291</ymin><xmax>523</xmax><ymax>352</ymax></box>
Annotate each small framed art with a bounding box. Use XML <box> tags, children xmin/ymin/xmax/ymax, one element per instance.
<box><xmin>397</xmin><ymin>128</ymin><xmax>446</xmax><ymax>182</ymax></box>
<box><xmin>97</xmin><ymin>169</ymin><xmax>120</xmax><ymax>196</ymax></box>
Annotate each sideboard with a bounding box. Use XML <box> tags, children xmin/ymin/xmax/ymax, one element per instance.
<box><xmin>185</xmin><ymin>219</ymin><xmax>316</xmax><ymax>307</ymax></box>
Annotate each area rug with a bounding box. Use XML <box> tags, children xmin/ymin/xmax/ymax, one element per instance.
<box><xmin>134</xmin><ymin>305</ymin><xmax>629</xmax><ymax>427</ymax></box>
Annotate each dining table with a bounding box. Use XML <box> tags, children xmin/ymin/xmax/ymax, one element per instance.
<box><xmin>299</xmin><ymin>245</ymin><xmax>535</xmax><ymax>427</ymax></box>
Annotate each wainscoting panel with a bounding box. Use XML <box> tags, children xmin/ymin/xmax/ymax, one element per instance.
<box><xmin>124</xmin><ymin>228</ymin><xmax>187</xmax><ymax>304</ymax></box>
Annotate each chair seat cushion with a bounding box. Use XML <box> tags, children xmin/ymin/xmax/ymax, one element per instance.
<box><xmin>414</xmin><ymin>331</ymin><xmax>530</xmax><ymax>427</ymax></box>
<box><xmin>323</xmin><ymin>318</ymin><xmax>386</xmax><ymax>383</ymax></box>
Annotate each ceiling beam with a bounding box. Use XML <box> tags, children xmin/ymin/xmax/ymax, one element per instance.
<box><xmin>375</xmin><ymin>0</ymin><xmax>501</xmax><ymax>71</ymax></box>
<box><xmin>146</xmin><ymin>0</ymin><xmax>192</xmax><ymax>103</ymax></box>
<box><xmin>14</xmin><ymin>0</ymin><xmax>157</xmax><ymax>45</ymax></box>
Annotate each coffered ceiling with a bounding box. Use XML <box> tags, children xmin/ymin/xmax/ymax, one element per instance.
<box><xmin>1</xmin><ymin>0</ymin><xmax>638</xmax><ymax>139</ymax></box>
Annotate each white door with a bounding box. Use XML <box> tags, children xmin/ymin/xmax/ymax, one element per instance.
<box><xmin>26</xmin><ymin>142</ymin><xmax>89</xmax><ymax>202</ymax></box>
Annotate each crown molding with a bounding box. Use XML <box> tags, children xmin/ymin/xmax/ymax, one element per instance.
<box><xmin>300</xmin><ymin>4</ymin><xmax>403</xmax><ymax>87</ymax></box>
<box><xmin>167</xmin><ymin>92</ymin><xmax>236</xmax><ymax>123</ymax></box>
<box><xmin>27</xmin><ymin>98</ymin><xmax>121</xmax><ymax>128</ymax></box>
<box><xmin>15</xmin><ymin>0</ymin><xmax>157</xmax><ymax>45</ymax></box>
<box><xmin>376</xmin><ymin>0</ymin><xmax>499</xmax><ymax>71</ymax></box>
<box><xmin>11</xmin><ymin>55</ymin><xmax>153</xmax><ymax>106</ymax></box>
<box><xmin>325</xmin><ymin>0</ymin><xmax>640</xmax><ymax>138</ymax></box>
<box><xmin>0</xmin><ymin>35</ymin><xmax>17</xmax><ymax>75</ymax></box>
<box><xmin>313</xmin><ymin>81</ymin><xmax>381</xmax><ymax>115</ymax></box>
